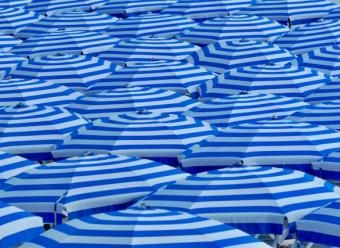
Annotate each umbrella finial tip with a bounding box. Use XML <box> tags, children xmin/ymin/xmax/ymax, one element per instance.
<box><xmin>272</xmin><ymin>115</ymin><xmax>278</xmax><ymax>120</ymax></box>
<box><xmin>136</xmin><ymin>109</ymin><xmax>150</xmax><ymax>114</ymax></box>
<box><xmin>139</xmin><ymin>202</ymin><xmax>151</xmax><ymax>209</ymax></box>
<box><xmin>14</xmin><ymin>102</ymin><xmax>27</xmax><ymax>108</ymax></box>
<box><xmin>239</xmin><ymin>90</ymin><xmax>248</xmax><ymax>95</ymax></box>
<box><xmin>82</xmin><ymin>151</ymin><xmax>94</xmax><ymax>156</ymax></box>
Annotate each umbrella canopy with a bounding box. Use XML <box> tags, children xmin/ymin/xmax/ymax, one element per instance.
<box><xmin>53</xmin><ymin>111</ymin><xmax>218</xmax><ymax>166</ymax></box>
<box><xmin>98</xmin><ymin>37</ymin><xmax>200</xmax><ymax>65</ymax></box>
<box><xmin>0</xmin><ymin>154</ymin><xmax>188</xmax><ymax>224</ymax></box>
<box><xmin>0</xmin><ymin>200</ymin><xmax>43</xmax><ymax>247</ymax></box>
<box><xmin>296</xmin><ymin>199</ymin><xmax>340</xmax><ymax>247</ymax></box>
<box><xmin>0</xmin><ymin>0</ymin><xmax>31</xmax><ymax>8</ymax></box>
<box><xmin>186</xmin><ymin>39</ymin><xmax>296</xmax><ymax>74</ymax></box>
<box><xmin>275</xmin><ymin>19</ymin><xmax>340</xmax><ymax>55</ymax></box>
<box><xmin>196</xmin><ymin>63</ymin><xmax>328</xmax><ymax>101</ymax></box>
<box><xmin>11</xmin><ymin>54</ymin><xmax>116</xmax><ymax>92</ymax></box>
<box><xmin>139</xmin><ymin>166</ymin><xmax>340</xmax><ymax>236</ymax></box>
<box><xmin>16</xmin><ymin>11</ymin><xmax>119</xmax><ymax>38</ymax></box>
<box><xmin>184</xmin><ymin>93</ymin><xmax>308</xmax><ymax>128</ymax></box>
<box><xmin>313</xmin><ymin>150</ymin><xmax>340</xmax><ymax>183</ymax></box>
<box><xmin>160</xmin><ymin>0</ymin><xmax>253</xmax><ymax>20</ymax></box>
<box><xmin>179</xmin><ymin>119</ymin><xmax>340</xmax><ymax>174</ymax></box>
<box><xmin>0</xmin><ymin>78</ymin><xmax>83</xmax><ymax>107</ymax></box>
<box><xmin>107</xmin><ymin>13</ymin><xmax>197</xmax><ymax>40</ymax></box>
<box><xmin>88</xmin><ymin>60</ymin><xmax>216</xmax><ymax>94</ymax></box>
<box><xmin>0</xmin><ymin>7</ymin><xmax>41</xmax><ymax>35</ymax></box>
<box><xmin>305</xmin><ymin>77</ymin><xmax>340</xmax><ymax>103</ymax></box>
<box><xmin>21</xmin><ymin>208</ymin><xmax>270</xmax><ymax>248</ymax></box>
<box><xmin>0</xmin><ymin>52</ymin><xmax>26</xmax><ymax>79</ymax></box>
<box><xmin>300</xmin><ymin>44</ymin><xmax>340</xmax><ymax>78</ymax></box>
<box><xmin>67</xmin><ymin>87</ymin><xmax>198</xmax><ymax>119</ymax></box>
<box><xmin>0</xmin><ymin>103</ymin><xmax>88</xmax><ymax>160</ymax></box>
<box><xmin>10</xmin><ymin>30</ymin><xmax>120</xmax><ymax>58</ymax></box>
<box><xmin>177</xmin><ymin>14</ymin><xmax>289</xmax><ymax>46</ymax></box>
<box><xmin>0</xmin><ymin>34</ymin><xmax>21</xmax><ymax>52</ymax></box>
<box><xmin>325</xmin><ymin>6</ymin><xmax>340</xmax><ymax>20</ymax></box>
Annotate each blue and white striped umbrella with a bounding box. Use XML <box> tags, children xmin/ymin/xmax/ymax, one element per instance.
<box><xmin>177</xmin><ymin>14</ymin><xmax>289</xmax><ymax>45</ymax></box>
<box><xmin>239</xmin><ymin>0</ymin><xmax>337</xmax><ymax>26</ymax></box>
<box><xmin>53</xmin><ymin>111</ymin><xmax>218</xmax><ymax>166</ymax></box>
<box><xmin>0</xmin><ymin>7</ymin><xmax>41</xmax><ymax>35</ymax></box>
<box><xmin>305</xmin><ymin>77</ymin><xmax>340</xmax><ymax>103</ymax></box>
<box><xmin>186</xmin><ymin>39</ymin><xmax>296</xmax><ymax>74</ymax></box>
<box><xmin>161</xmin><ymin>0</ymin><xmax>253</xmax><ymax>20</ymax></box>
<box><xmin>10</xmin><ymin>30</ymin><xmax>120</xmax><ymax>58</ymax></box>
<box><xmin>0</xmin><ymin>52</ymin><xmax>26</xmax><ymax>79</ymax></box>
<box><xmin>88</xmin><ymin>60</ymin><xmax>216</xmax><ymax>94</ymax></box>
<box><xmin>95</xmin><ymin>0</ymin><xmax>177</xmax><ymax>17</ymax></box>
<box><xmin>0</xmin><ymin>78</ymin><xmax>83</xmax><ymax>107</ymax></box>
<box><xmin>325</xmin><ymin>6</ymin><xmax>340</xmax><ymax>20</ymax></box>
<box><xmin>0</xmin><ymin>154</ymin><xmax>188</xmax><ymax>224</ymax></box>
<box><xmin>313</xmin><ymin>150</ymin><xmax>340</xmax><ymax>183</ymax></box>
<box><xmin>0</xmin><ymin>0</ymin><xmax>31</xmax><ymax>8</ymax></box>
<box><xmin>0</xmin><ymin>104</ymin><xmax>88</xmax><ymax>160</ymax></box>
<box><xmin>139</xmin><ymin>166</ymin><xmax>340</xmax><ymax>236</ymax></box>
<box><xmin>67</xmin><ymin>87</ymin><xmax>198</xmax><ymax>119</ymax></box>
<box><xmin>107</xmin><ymin>13</ymin><xmax>197</xmax><ymax>40</ymax></box>
<box><xmin>196</xmin><ymin>63</ymin><xmax>327</xmax><ymax>101</ymax></box>
<box><xmin>11</xmin><ymin>54</ymin><xmax>116</xmax><ymax>92</ymax></box>
<box><xmin>185</xmin><ymin>93</ymin><xmax>308</xmax><ymax>128</ymax></box>
<box><xmin>296</xmin><ymin>199</ymin><xmax>340</xmax><ymax>247</ymax></box>
<box><xmin>179</xmin><ymin>119</ymin><xmax>340</xmax><ymax>174</ymax></box>
<box><xmin>0</xmin><ymin>200</ymin><xmax>43</xmax><ymax>247</ymax></box>
<box><xmin>275</xmin><ymin>19</ymin><xmax>340</xmax><ymax>55</ymax></box>
<box><xmin>16</xmin><ymin>11</ymin><xmax>119</xmax><ymax>38</ymax></box>
<box><xmin>0</xmin><ymin>34</ymin><xmax>21</xmax><ymax>52</ymax></box>
<box><xmin>21</xmin><ymin>208</ymin><xmax>270</xmax><ymax>248</ymax></box>
<box><xmin>98</xmin><ymin>37</ymin><xmax>200</xmax><ymax>65</ymax></box>
<box><xmin>300</xmin><ymin>44</ymin><xmax>340</xmax><ymax>78</ymax></box>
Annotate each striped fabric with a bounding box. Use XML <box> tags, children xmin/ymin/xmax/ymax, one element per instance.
<box><xmin>0</xmin><ymin>7</ymin><xmax>41</xmax><ymax>34</ymax></box>
<box><xmin>11</xmin><ymin>54</ymin><xmax>116</xmax><ymax>92</ymax></box>
<box><xmin>0</xmin><ymin>200</ymin><xmax>43</xmax><ymax>247</ymax></box>
<box><xmin>325</xmin><ymin>6</ymin><xmax>340</xmax><ymax>20</ymax></box>
<box><xmin>107</xmin><ymin>13</ymin><xmax>198</xmax><ymax>40</ymax></box>
<box><xmin>21</xmin><ymin>208</ymin><xmax>270</xmax><ymax>248</ymax></box>
<box><xmin>196</xmin><ymin>63</ymin><xmax>327</xmax><ymax>101</ymax></box>
<box><xmin>275</xmin><ymin>19</ymin><xmax>340</xmax><ymax>55</ymax></box>
<box><xmin>67</xmin><ymin>87</ymin><xmax>198</xmax><ymax>119</ymax></box>
<box><xmin>0</xmin><ymin>52</ymin><xmax>26</xmax><ymax>79</ymax></box>
<box><xmin>186</xmin><ymin>39</ymin><xmax>296</xmax><ymax>74</ymax></box>
<box><xmin>296</xmin><ymin>200</ymin><xmax>340</xmax><ymax>247</ymax></box>
<box><xmin>0</xmin><ymin>78</ymin><xmax>83</xmax><ymax>107</ymax></box>
<box><xmin>98</xmin><ymin>37</ymin><xmax>200</xmax><ymax>65</ymax></box>
<box><xmin>0</xmin><ymin>154</ymin><xmax>188</xmax><ymax>224</ymax></box>
<box><xmin>300</xmin><ymin>44</ymin><xmax>340</xmax><ymax>77</ymax></box>
<box><xmin>10</xmin><ymin>30</ymin><xmax>120</xmax><ymax>58</ymax></box>
<box><xmin>305</xmin><ymin>77</ymin><xmax>340</xmax><ymax>103</ymax></box>
<box><xmin>177</xmin><ymin>14</ymin><xmax>289</xmax><ymax>45</ymax></box>
<box><xmin>0</xmin><ymin>104</ymin><xmax>89</xmax><ymax>160</ymax></box>
<box><xmin>16</xmin><ymin>11</ymin><xmax>119</xmax><ymax>38</ymax></box>
<box><xmin>179</xmin><ymin>119</ymin><xmax>340</xmax><ymax>174</ymax></box>
<box><xmin>161</xmin><ymin>0</ymin><xmax>253</xmax><ymax>20</ymax></box>
<box><xmin>53</xmin><ymin>111</ymin><xmax>218</xmax><ymax>166</ymax></box>
<box><xmin>313</xmin><ymin>151</ymin><xmax>340</xmax><ymax>183</ymax></box>
<box><xmin>0</xmin><ymin>35</ymin><xmax>21</xmax><ymax>52</ymax></box>
<box><xmin>185</xmin><ymin>93</ymin><xmax>308</xmax><ymax>128</ymax></box>
<box><xmin>140</xmin><ymin>166</ymin><xmax>340</xmax><ymax>236</ymax></box>
<box><xmin>0</xmin><ymin>0</ymin><xmax>31</xmax><ymax>8</ymax></box>
<box><xmin>88</xmin><ymin>60</ymin><xmax>216</xmax><ymax>94</ymax></box>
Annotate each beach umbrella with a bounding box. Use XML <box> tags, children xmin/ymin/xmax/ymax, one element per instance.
<box><xmin>313</xmin><ymin>150</ymin><xmax>340</xmax><ymax>183</ymax></box>
<box><xmin>95</xmin><ymin>0</ymin><xmax>177</xmax><ymax>17</ymax></box>
<box><xmin>239</xmin><ymin>0</ymin><xmax>337</xmax><ymax>26</ymax></box>
<box><xmin>21</xmin><ymin>208</ymin><xmax>270</xmax><ymax>248</ymax></box>
<box><xmin>0</xmin><ymin>78</ymin><xmax>83</xmax><ymax>107</ymax></box>
<box><xmin>11</xmin><ymin>54</ymin><xmax>116</xmax><ymax>92</ymax></box>
<box><xmin>0</xmin><ymin>52</ymin><xmax>26</xmax><ymax>79</ymax></box>
<box><xmin>0</xmin><ymin>104</ymin><xmax>88</xmax><ymax>160</ymax></box>
<box><xmin>196</xmin><ymin>63</ymin><xmax>328</xmax><ymax>101</ymax></box>
<box><xmin>0</xmin><ymin>0</ymin><xmax>31</xmax><ymax>8</ymax></box>
<box><xmin>160</xmin><ymin>0</ymin><xmax>254</xmax><ymax>20</ymax></box>
<box><xmin>186</xmin><ymin>39</ymin><xmax>296</xmax><ymax>74</ymax></box>
<box><xmin>88</xmin><ymin>60</ymin><xmax>216</xmax><ymax>94</ymax></box>
<box><xmin>325</xmin><ymin>6</ymin><xmax>340</xmax><ymax>20</ymax></box>
<box><xmin>300</xmin><ymin>44</ymin><xmax>340</xmax><ymax>78</ymax></box>
<box><xmin>98</xmin><ymin>37</ymin><xmax>200</xmax><ymax>65</ymax></box>
<box><xmin>275</xmin><ymin>19</ymin><xmax>340</xmax><ymax>55</ymax></box>
<box><xmin>0</xmin><ymin>200</ymin><xmax>43</xmax><ymax>247</ymax></box>
<box><xmin>296</xmin><ymin>199</ymin><xmax>340</xmax><ymax>247</ymax></box>
<box><xmin>53</xmin><ymin>111</ymin><xmax>218</xmax><ymax>166</ymax></box>
<box><xmin>0</xmin><ymin>7</ymin><xmax>41</xmax><ymax>35</ymax></box>
<box><xmin>185</xmin><ymin>93</ymin><xmax>308</xmax><ymax>128</ymax></box>
<box><xmin>0</xmin><ymin>154</ymin><xmax>188</xmax><ymax>224</ymax></box>
<box><xmin>67</xmin><ymin>87</ymin><xmax>198</xmax><ymax>119</ymax></box>
<box><xmin>106</xmin><ymin>13</ymin><xmax>197</xmax><ymax>39</ymax></box>
<box><xmin>16</xmin><ymin>11</ymin><xmax>119</xmax><ymax>39</ymax></box>
<box><xmin>179</xmin><ymin>119</ymin><xmax>340</xmax><ymax>174</ymax></box>
<box><xmin>305</xmin><ymin>77</ymin><xmax>340</xmax><ymax>103</ymax></box>
<box><xmin>139</xmin><ymin>166</ymin><xmax>340</xmax><ymax>242</ymax></box>
<box><xmin>177</xmin><ymin>14</ymin><xmax>289</xmax><ymax>46</ymax></box>
<box><xmin>10</xmin><ymin>30</ymin><xmax>120</xmax><ymax>58</ymax></box>
<box><xmin>0</xmin><ymin>35</ymin><xmax>21</xmax><ymax>52</ymax></box>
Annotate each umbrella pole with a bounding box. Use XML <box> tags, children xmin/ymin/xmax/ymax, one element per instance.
<box><xmin>288</xmin><ymin>18</ymin><xmax>292</xmax><ymax>28</ymax></box>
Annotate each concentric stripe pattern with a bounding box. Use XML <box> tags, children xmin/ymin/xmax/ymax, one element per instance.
<box><xmin>305</xmin><ymin>77</ymin><xmax>340</xmax><ymax>103</ymax></box>
<box><xmin>0</xmin><ymin>52</ymin><xmax>26</xmax><ymax>79</ymax></box>
<box><xmin>313</xmin><ymin>150</ymin><xmax>340</xmax><ymax>183</ymax></box>
<box><xmin>0</xmin><ymin>34</ymin><xmax>22</xmax><ymax>52</ymax></box>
